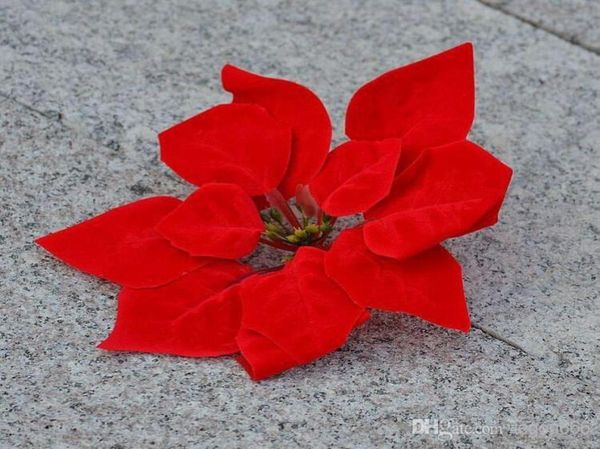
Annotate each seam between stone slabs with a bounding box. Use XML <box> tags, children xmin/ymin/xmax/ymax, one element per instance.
<box><xmin>0</xmin><ymin>91</ymin><xmax>63</xmax><ymax>122</ymax></box>
<box><xmin>470</xmin><ymin>327</ymin><xmax>595</xmax><ymax>387</ymax></box>
<box><xmin>0</xmin><ymin>90</ymin><xmax>108</xmax><ymax>154</ymax></box>
<box><xmin>476</xmin><ymin>0</ymin><xmax>600</xmax><ymax>56</ymax></box>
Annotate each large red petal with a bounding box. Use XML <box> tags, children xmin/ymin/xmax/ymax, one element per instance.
<box><xmin>156</xmin><ymin>183</ymin><xmax>264</xmax><ymax>259</ymax></box>
<box><xmin>345</xmin><ymin>43</ymin><xmax>474</xmax><ymax>149</ymax></box>
<box><xmin>222</xmin><ymin>65</ymin><xmax>332</xmax><ymax>198</ymax></box>
<box><xmin>325</xmin><ymin>228</ymin><xmax>470</xmax><ymax>332</ymax></box>
<box><xmin>98</xmin><ymin>261</ymin><xmax>250</xmax><ymax>356</ymax></box>
<box><xmin>36</xmin><ymin>197</ymin><xmax>206</xmax><ymax>288</ymax></box>
<box><xmin>363</xmin><ymin>140</ymin><xmax>512</xmax><ymax>259</ymax></box>
<box><xmin>236</xmin><ymin>247</ymin><xmax>365</xmax><ymax>380</ymax></box>
<box><xmin>159</xmin><ymin>103</ymin><xmax>291</xmax><ymax>196</ymax></box>
<box><xmin>309</xmin><ymin>139</ymin><xmax>402</xmax><ymax>216</ymax></box>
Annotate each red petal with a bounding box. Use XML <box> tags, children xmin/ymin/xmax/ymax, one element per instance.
<box><xmin>308</xmin><ymin>139</ymin><xmax>402</xmax><ymax>216</ymax></box>
<box><xmin>160</xmin><ymin>103</ymin><xmax>291</xmax><ymax>196</ymax></box>
<box><xmin>156</xmin><ymin>183</ymin><xmax>264</xmax><ymax>259</ymax></box>
<box><xmin>222</xmin><ymin>65</ymin><xmax>332</xmax><ymax>197</ymax></box>
<box><xmin>345</xmin><ymin>43</ymin><xmax>474</xmax><ymax>149</ymax></box>
<box><xmin>325</xmin><ymin>228</ymin><xmax>470</xmax><ymax>332</ymax></box>
<box><xmin>364</xmin><ymin>140</ymin><xmax>512</xmax><ymax>259</ymax></box>
<box><xmin>36</xmin><ymin>197</ymin><xmax>206</xmax><ymax>288</ymax></box>
<box><xmin>236</xmin><ymin>247</ymin><xmax>364</xmax><ymax>380</ymax></box>
<box><xmin>98</xmin><ymin>261</ymin><xmax>250</xmax><ymax>356</ymax></box>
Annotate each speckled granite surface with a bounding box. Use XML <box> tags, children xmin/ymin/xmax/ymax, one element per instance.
<box><xmin>1</xmin><ymin>1</ymin><xmax>599</xmax><ymax>447</ymax></box>
<box><xmin>481</xmin><ymin>0</ymin><xmax>600</xmax><ymax>53</ymax></box>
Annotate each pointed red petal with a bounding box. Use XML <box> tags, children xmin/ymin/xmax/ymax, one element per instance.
<box><xmin>160</xmin><ymin>103</ymin><xmax>291</xmax><ymax>196</ymax></box>
<box><xmin>36</xmin><ymin>197</ymin><xmax>207</xmax><ymax>288</ymax></box>
<box><xmin>98</xmin><ymin>261</ymin><xmax>250</xmax><ymax>356</ymax></box>
<box><xmin>309</xmin><ymin>139</ymin><xmax>402</xmax><ymax>216</ymax></box>
<box><xmin>156</xmin><ymin>183</ymin><xmax>263</xmax><ymax>259</ymax></box>
<box><xmin>236</xmin><ymin>247</ymin><xmax>365</xmax><ymax>380</ymax></box>
<box><xmin>325</xmin><ymin>229</ymin><xmax>470</xmax><ymax>332</ymax></box>
<box><xmin>222</xmin><ymin>65</ymin><xmax>332</xmax><ymax>198</ymax></box>
<box><xmin>345</xmin><ymin>43</ymin><xmax>474</xmax><ymax>149</ymax></box>
<box><xmin>364</xmin><ymin>140</ymin><xmax>512</xmax><ymax>259</ymax></box>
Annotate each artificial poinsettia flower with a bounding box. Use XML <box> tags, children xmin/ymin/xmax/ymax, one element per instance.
<box><xmin>37</xmin><ymin>42</ymin><xmax>512</xmax><ymax>381</ymax></box>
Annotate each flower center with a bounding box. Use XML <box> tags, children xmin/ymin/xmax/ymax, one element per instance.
<box><xmin>258</xmin><ymin>187</ymin><xmax>337</xmax><ymax>255</ymax></box>
<box><xmin>262</xmin><ymin>207</ymin><xmax>334</xmax><ymax>246</ymax></box>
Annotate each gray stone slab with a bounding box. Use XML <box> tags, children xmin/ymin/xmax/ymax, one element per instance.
<box><xmin>1</xmin><ymin>0</ymin><xmax>599</xmax><ymax>381</ymax></box>
<box><xmin>480</xmin><ymin>0</ymin><xmax>600</xmax><ymax>53</ymax></box>
<box><xmin>0</xmin><ymin>100</ymin><xmax>597</xmax><ymax>449</ymax></box>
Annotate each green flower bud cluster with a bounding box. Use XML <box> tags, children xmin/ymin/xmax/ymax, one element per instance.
<box><xmin>261</xmin><ymin>207</ymin><xmax>334</xmax><ymax>247</ymax></box>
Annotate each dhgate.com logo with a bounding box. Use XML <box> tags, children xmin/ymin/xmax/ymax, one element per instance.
<box><xmin>412</xmin><ymin>419</ymin><xmax>502</xmax><ymax>440</ymax></box>
<box><xmin>411</xmin><ymin>418</ymin><xmax>593</xmax><ymax>440</ymax></box>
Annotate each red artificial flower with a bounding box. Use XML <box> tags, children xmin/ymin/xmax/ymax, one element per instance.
<box><xmin>37</xmin><ymin>43</ymin><xmax>512</xmax><ymax>380</ymax></box>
